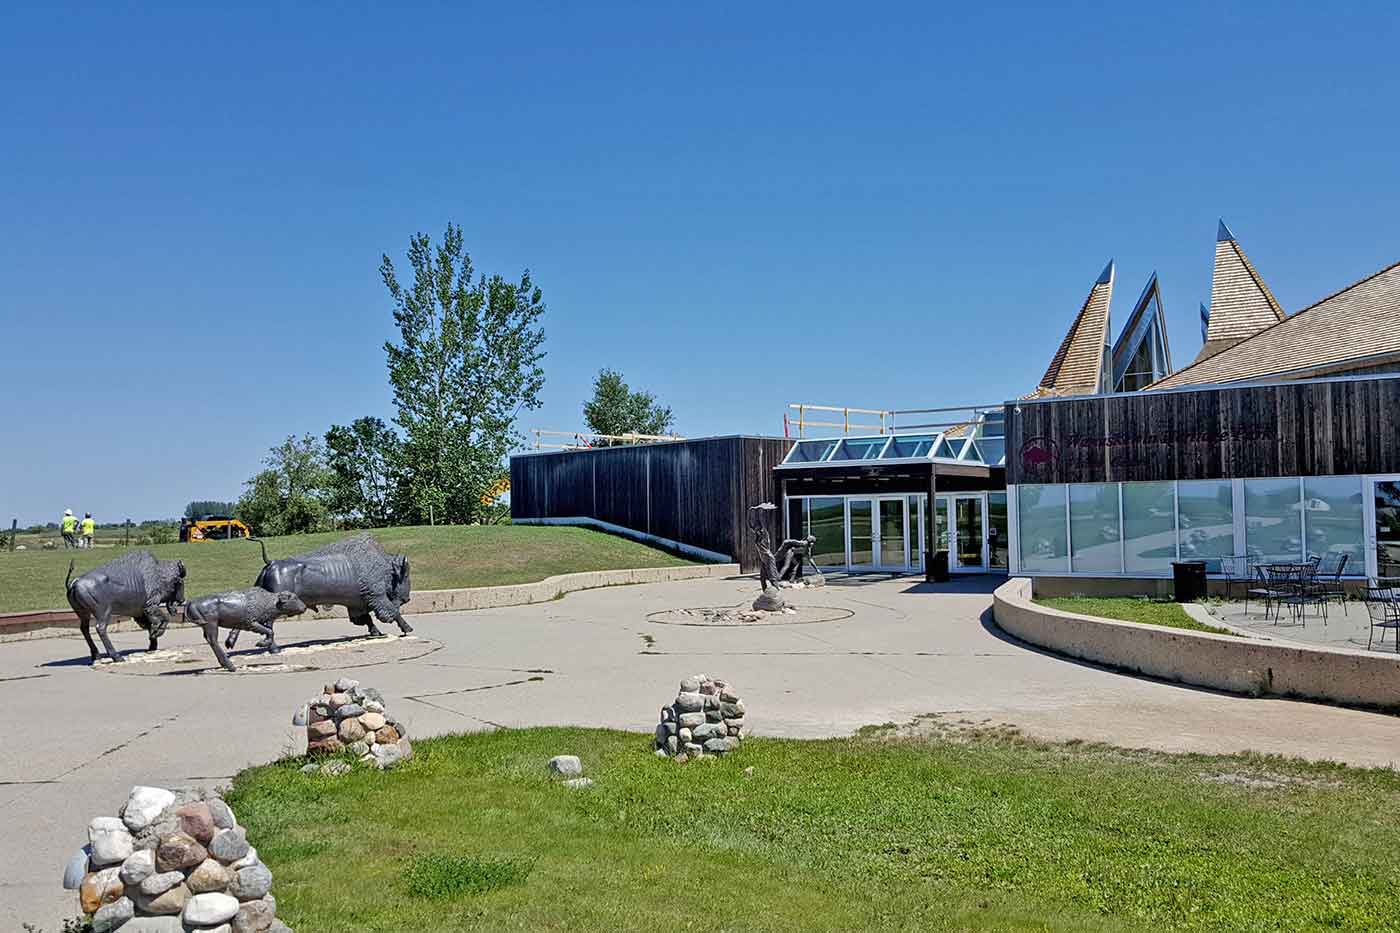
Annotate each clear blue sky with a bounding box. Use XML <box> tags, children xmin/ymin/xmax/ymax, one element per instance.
<box><xmin>4</xmin><ymin>2</ymin><xmax>1398</xmax><ymax>526</ymax></box>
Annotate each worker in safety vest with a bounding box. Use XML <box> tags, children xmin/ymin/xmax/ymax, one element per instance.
<box><xmin>80</xmin><ymin>513</ymin><xmax>96</xmax><ymax>549</ymax></box>
<box><xmin>61</xmin><ymin>509</ymin><xmax>78</xmax><ymax>549</ymax></box>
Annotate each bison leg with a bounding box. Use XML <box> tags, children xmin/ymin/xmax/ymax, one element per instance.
<box><xmin>247</xmin><ymin>621</ymin><xmax>281</xmax><ymax>653</ymax></box>
<box><xmin>369</xmin><ymin>595</ymin><xmax>413</xmax><ymax>636</ymax></box>
<box><xmin>204</xmin><ymin>623</ymin><xmax>237</xmax><ymax>673</ymax></box>
<box><xmin>225</xmin><ymin>627</ymin><xmax>242</xmax><ymax>650</ymax></box>
<box><xmin>93</xmin><ymin>607</ymin><xmax>123</xmax><ymax>663</ymax></box>
<box><xmin>75</xmin><ymin>606</ymin><xmax>100</xmax><ymax>662</ymax></box>
<box><xmin>350</xmin><ymin>612</ymin><xmax>384</xmax><ymax>637</ymax></box>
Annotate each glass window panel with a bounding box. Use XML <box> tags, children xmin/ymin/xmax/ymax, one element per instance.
<box><xmin>1177</xmin><ymin>480</ymin><xmax>1234</xmax><ymax>572</ymax></box>
<box><xmin>786</xmin><ymin>439</ymin><xmax>838</xmax><ymax>463</ymax></box>
<box><xmin>878</xmin><ymin>499</ymin><xmax>907</xmax><ymax>568</ymax></box>
<box><xmin>988</xmin><ymin>493</ymin><xmax>1008</xmax><ymax>569</ymax></box>
<box><xmin>980</xmin><ymin>411</ymin><xmax>1006</xmax><ymax>438</ymax></box>
<box><xmin>1303</xmin><ymin>476</ymin><xmax>1364</xmax><ymax>569</ymax></box>
<box><xmin>978</xmin><ymin>438</ymin><xmax>1006</xmax><ymax>465</ymax></box>
<box><xmin>884</xmin><ymin>435</ymin><xmax>935</xmax><ymax>458</ymax></box>
<box><xmin>1018</xmin><ymin>485</ymin><xmax>1067</xmax><ymax>572</ymax></box>
<box><xmin>1122</xmin><ymin>482</ymin><xmax>1176</xmax><ymax>574</ymax></box>
<box><xmin>908</xmin><ymin>495</ymin><xmax>926</xmax><ymax>568</ymax></box>
<box><xmin>808</xmin><ymin>497</ymin><xmax>845</xmax><ymax>567</ymax></box>
<box><xmin>934</xmin><ymin>498</ymin><xmax>949</xmax><ymax>552</ymax></box>
<box><xmin>786</xmin><ymin>498</ymin><xmax>805</xmax><ymax>542</ymax></box>
<box><xmin>1374</xmin><ymin>481</ymin><xmax>1400</xmax><ymax>578</ymax></box>
<box><xmin>1245</xmin><ymin>478</ymin><xmax>1302</xmax><ymax>563</ymax></box>
<box><xmin>934</xmin><ymin>438</ymin><xmax>963</xmax><ymax>459</ymax></box>
<box><xmin>1069</xmin><ymin>484</ymin><xmax>1121</xmax><ymax>573</ymax></box>
<box><xmin>848</xmin><ymin>500</ymin><xmax>874</xmax><ymax>566</ymax></box>
<box><xmin>830</xmin><ymin>438</ymin><xmax>887</xmax><ymax>461</ymax></box>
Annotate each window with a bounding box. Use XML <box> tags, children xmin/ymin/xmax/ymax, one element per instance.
<box><xmin>1303</xmin><ymin>476</ymin><xmax>1364</xmax><ymax>568</ymax></box>
<box><xmin>1069</xmin><ymin>484</ymin><xmax>1121</xmax><ymax>573</ymax></box>
<box><xmin>808</xmin><ymin>498</ymin><xmax>845</xmax><ymax>567</ymax></box>
<box><xmin>785</xmin><ymin>439</ymin><xmax>837</xmax><ymax>463</ymax></box>
<box><xmin>988</xmin><ymin>493</ymin><xmax>1008</xmax><ymax>569</ymax></box>
<box><xmin>1245</xmin><ymin>478</ymin><xmax>1302</xmax><ymax>563</ymax></box>
<box><xmin>1122</xmin><ymin>482</ymin><xmax>1176</xmax><ymax>573</ymax></box>
<box><xmin>1177</xmin><ymin>480</ymin><xmax>1234</xmax><ymax>571</ymax></box>
<box><xmin>830</xmin><ymin>437</ymin><xmax>888</xmax><ymax>461</ymax></box>
<box><xmin>884</xmin><ymin>435</ymin><xmax>936</xmax><ymax>458</ymax></box>
<box><xmin>1018</xmin><ymin>485</ymin><xmax>1068</xmax><ymax>572</ymax></box>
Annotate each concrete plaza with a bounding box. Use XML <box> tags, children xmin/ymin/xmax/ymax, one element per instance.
<box><xmin>4</xmin><ymin>574</ymin><xmax>1399</xmax><ymax>927</ymax></box>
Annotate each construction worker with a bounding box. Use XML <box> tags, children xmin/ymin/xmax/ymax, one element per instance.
<box><xmin>61</xmin><ymin>509</ymin><xmax>78</xmax><ymax>549</ymax></box>
<box><xmin>80</xmin><ymin>512</ymin><xmax>96</xmax><ymax>549</ymax></box>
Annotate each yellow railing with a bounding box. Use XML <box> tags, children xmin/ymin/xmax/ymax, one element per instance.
<box><xmin>530</xmin><ymin>429</ymin><xmax>685</xmax><ymax>451</ymax></box>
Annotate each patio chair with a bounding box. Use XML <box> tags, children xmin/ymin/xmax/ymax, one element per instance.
<box><xmin>1362</xmin><ymin>586</ymin><xmax>1400</xmax><ymax>652</ymax></box>
<box><xmin>1311</xmin><ymin>553</ymin><xmax>1350</xmax><ymax>616</ymax></box>
<box><xmin>1248</xmin><ymin>564</ymin><xmax>1295</xmax><ymax>623</ymax></box>
<box><xmin>1291</xmin><ymin>558</ymin><xmax>1329</xmax><ymax>625</ymax></box>
<box><xmin>1218</xmin><ymin>556</ymin><xmax>1253</xmax><ymax>608</ymax></box>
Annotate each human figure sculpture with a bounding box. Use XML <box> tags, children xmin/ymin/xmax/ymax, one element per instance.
<box><xmin>226</xmin><ymin>534</ymin><xmax>412</xmax><ymax>650</ymax></box>
<box><xmin>748</xmin><ymin>503</ymin><xmax>786</xmax><ymax>611</ymax></box>
<box><xmin>65</xmin><ymin>552</ymin><xmax>186</xmax><ymax>663</ymax></box>
<box><xmin>775</xmin><ymin>535</ymin><xmax>822</xmax><ymax>584</ymax></box>
<box><xmin>184</xmin><ymin>588</ymin><xmax>308</xmax><ymax>671</ymax></box>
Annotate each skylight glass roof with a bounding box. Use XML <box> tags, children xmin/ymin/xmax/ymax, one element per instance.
<box><xmin>778</xmin><ymin>412</ymin><xmax>1007</xmax><ymax>469</ymax></box>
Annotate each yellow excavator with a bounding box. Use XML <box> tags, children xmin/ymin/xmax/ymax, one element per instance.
<box><xmin>481</xmin><ymin>476</ymin><xmax>510</xmax><ymax>506</ymax></box>
<box><xmin>182</xmin><ymin>515</ymin><xmax>252</xmax><ymax>542</ymax></box>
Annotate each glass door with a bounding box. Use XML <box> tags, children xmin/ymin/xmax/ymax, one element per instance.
<box><xmin>848</xmin><ymin>499</ymin><xmax>875</xmax><ymax>568</ymax></box>
<box><xmin>952</xmin><ymin>495</ymin><xmax>987</xmax><ymax>571</ymax></box>
<box><xmin>876</xmin><ymin>498</ymin><xmax>908</xmax><ymax>570</ymax></box>
<box><xmin>1368</xmin><ymin>478</ymin><xmax>1400</xmax><ymax>580</ymax></box>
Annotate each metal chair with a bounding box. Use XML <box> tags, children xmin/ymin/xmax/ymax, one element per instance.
<box><xmin>1291</xmin><ymin>558</ymin><xmax>1328</xmax><ymax>624</ymax></box>
<box><xmin>1249</xmin><ymin>564</ymin><xmax>1295</xmax><ymax>623</ymax></box>
<box><xmin>1219</xmin><ymin>555</ymin><xmax>1254</xmax><ymax>608</ymax></box>
<box><xmin>1362</xmin><ymin>586</ymin><xmax>1400</xmax><ymax>652</ymax></box>
<box><xmin>1310</xmin><ymin>553</ymin><xmax>1350</xmax><ymax>616</ymax></box>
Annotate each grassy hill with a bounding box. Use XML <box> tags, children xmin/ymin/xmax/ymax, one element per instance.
<box><xmin>0</xmin><ymin>525</ymin><xmax>698</xmax><ymax>613</ymax></box>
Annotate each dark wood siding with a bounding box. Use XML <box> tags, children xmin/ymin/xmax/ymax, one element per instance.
<box><xmin>1006</xmin><ymin>374</ymin><xmax>1400</xmax><ymax>486</ymax></box>
<box><xmin>510</xmin><ymin>436</ymin><xmax>793</xmax><ymax>571</ymax></box>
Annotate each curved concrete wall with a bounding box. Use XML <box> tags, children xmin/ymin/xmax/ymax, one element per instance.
<box><xmin>0</xmin><ymin>563</ymin><xmax>739</xmax><ymax>642</ymax></box>
<box><xmin>993</xmin><ymin>577</ymin><xmax>1400</xmax><ymax>711</ymax></box>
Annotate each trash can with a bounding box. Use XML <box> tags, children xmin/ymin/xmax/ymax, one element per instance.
<box><xmin>927</xmin><ymin>549</ymin><xmax>950</xmax><ymax>583</ymax></box>
<box><xmin>1172</xmin><ymin>560</ymin><xmax>1208</xmax><ymax>602</ymax></box>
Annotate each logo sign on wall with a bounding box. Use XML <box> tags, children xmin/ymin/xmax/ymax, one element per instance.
<box><xmin>1019</xmin><ymin>436</ymin><xmax>1058</xmax><ymax>478</ymax></box>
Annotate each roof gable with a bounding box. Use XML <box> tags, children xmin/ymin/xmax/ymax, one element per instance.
<box><xmin>1038</xmin><ymin>261</ymin><xmax>1114</xmax><ymax>396</ymax></box>
<box><xmin>1198</xmin><ymin>221</ymin><xmax>1284</xmax><ymax>359</ymax></box>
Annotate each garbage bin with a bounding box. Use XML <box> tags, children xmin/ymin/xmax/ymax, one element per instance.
<box><xmin>1172</xmin><ymin>560</ymin><xmax>1208</xmax><ymax>602</ymax></box>
<box><xmin>927</xmin><ymin>549</ymin><xmax>950</xmax><ymax>583</ymax></box>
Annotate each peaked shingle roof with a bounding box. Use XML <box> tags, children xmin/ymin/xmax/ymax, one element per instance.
<box><xmin>1196</xmin><ymin>221</ymin><xmax>1285</xmax><ymax>362</ymax></box>
<box><xmin>1038</xmin><ymin>261</ymin><xmax>1114</xmax><ymax>396</ymax></box>
<box><xmin>1151</xmin><ymin>257</ymin><xmax>1400</xmax><ymax>389</ymax></box>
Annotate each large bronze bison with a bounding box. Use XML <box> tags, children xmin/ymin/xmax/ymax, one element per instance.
<box><xmin>66</xmin><ymin>551</ymin><xmax>186</xmax><ymax>663</ymax></box>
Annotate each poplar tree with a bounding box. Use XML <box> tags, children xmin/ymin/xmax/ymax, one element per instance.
<box><xmin>381</xmin><ymin>224</ymin><xmax>546</xmax><ymax>524</ymax></box>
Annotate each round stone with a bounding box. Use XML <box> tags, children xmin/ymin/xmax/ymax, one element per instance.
<box><xmin>334</xmin><ymin>676</ymin><xmax>359</xmax><ymax>692</ymax></box>
<box><xmin>232</xmin><ymin>895</ymin><xmax>277</xmax><ymax>933</ymax></box>
<box><xmin>547</xmin><ymin>755</ymin><xmax>582</xmax><ymax>776</ymax></box>
<box><xmin>692</xmin><ymin>722</ymin><xmax>726</xmax><ymax>742</ymax></box>
<box><xmin>674</xmin><ymin>692</ymin><xmax>704</xmax><ymax>712</ymax></box>
<box><xmin>155</xmin><ymin>832</ymin><xmax>207</xmax><ymax>872</ymax></box>
<box><xmin>348</xmin><ymin>740</ymin><xmax>370</xmax><ymax>757</ymax></box>
<box><xmin>678</xmin><ymin>712</ymin><xmax>706</xmax><ymax>728</ymax></box>
<box><xmin>229</xmin><ymin>862</ymin><xmax>273</xmax><ymax>900</ymax></box>
<box><xmin>359</xmin><ymin>711</ymin><xmax>386</xmax><ymax>731</ymax></box>
<box><xmin>375</xmin><ymin>725</ymin><xmax>401</xmax><ymax>744</ymax></box>
<box><xmin>140</xmin><ymin>869</ymin><xmax>186</xmax><ymax>896</ymax></box>
<box><xmin>187</xmin><ymin>858</ymin><xmax>231</xmax><ymax>893</ymax></box>
<box><xmin>363</xmin><ymin>699</ymin><xmax>385</xmax><ymax>713</ymax></box>
<box><xmin>208</xmin><ymin>798</ymin><xmax>237</xmax><ymax>830</ymax></box>
<box><xmin>80</xmin><ymin>867</ymin><xmax>124</xmax><ymax>913</ymax></box>
<box><xmin>333</xmin><ymin>703</ymin><xmax>366</xmax><ymax>721</ymax></box>
<box><xmin>63</xmin><ymin>845</ymin><xmax>92</xmax><ymax>889</ymax></box>
<box><xmin>678</xmin><ymin>727</ymin><xmax>692</xmax><ymax>743</ymax></box>
<box><xmin>320</xmin><ymin>760</ymin><xmax>352</xmax><ymax>776</ymax></box>
<box><xmin>720</xmin><ymin>700</ymin><xmax>745</xmax><ymax>718</ymax></box>
<box><xmin>679</xmin><ymin>677</ymin><xmax>702</xmax><ymax>693</ymax></box>
<box><xmin>306</xmin><ymin>720</ymin><xmax>337</xmax><ymax>740</ymax></box>
<box><xmin>373</xmin><ymin>742</ymin><xmax>404</xmax><ymax>770</ymax></box>
<box><xmin>338</xmin><ymin>718</ymin><xmax>367</xmax><ymax>742</ymax></box>
<box><xmin>397</xmin><ymin>737</ymin><xmax>414</xmax><ymax>760</ymax></box>
<box><xmin>122</xmin><ymin>786</ymin><xmax>177</xmax><ymax>833</ymax></box>
<box><xmin>720</xmin><ymin>688</ymin><xmax>741</xmax><ymax>703</ymax></box>
<box><xmin>91</xmin><ymin>895</ymin><xmax>135</xmax><ymax>933</ymax></box>
<box><xmin>175</xmin><ymin>801</ymin><xmax>216</xmax><ymax>844</ymax></box>
<box><xmin>137</xmin><ymin>881</ymin><xmax>190</xmax><ymax>915</ymax></box>
<box><xmin>703</xmin><ymin>736</ymin><xmax>741</xmax><ymax>754</ymax></box>
<box><xmin>89</xmin><ymin>817</ymin><xmax>135</xmax><ymax>866</ymax></box>
<box><xmin>231</xmin><ymin>846</ymin><xmax>260</xmax><ymax>871</ymax></box>
<box><xmin>183</xmin><ymin>891</ymin><xmax>241</xmax><ymax>925</ymax></box>
<box><xmin>209</xmin><ymin>827</ymin><xmax>250</xmax><ymax>863</ymax></box>
<box><xmin>326</xmin><ymin>692</ymin><xmax>351</xmax><ymax>709</ymax></box>
<box><xmin>306</xmin><ymin>737</ymin><xmax>344</xmax><ymax>756</ymax></box>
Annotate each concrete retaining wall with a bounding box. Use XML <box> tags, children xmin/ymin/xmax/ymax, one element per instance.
<box><xmin>0</xmin><ymin>562</ymin><xmax>739</xmax><ymax>643</ymax></box>
<box><xmin>993</xmin><ymin>577</ymin><xmax>1400</xmax><ymax>711</ymax></box>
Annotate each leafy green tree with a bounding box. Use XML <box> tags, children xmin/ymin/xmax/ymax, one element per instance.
<box><xmin>583</xmin><ymin>368</ymin><xmax>675</xmax><ymax>442</ymax></box>
<box><xmin>324</xmin><ymin>416</ymin><xmax>402</xmax><ymax>528</ymax></box>
<box><xmin>381</xmin><ymin>224</ymin><xmax>546</xmax><ymax>524</ymax></box>
<box><xmin>235</xmin><ymin>434</ymin><xmax>332</xmax><ymax>536</ymax></box>
<box><xmin>184</xmin><ymin>500</ymin><xmax>237</xmax><ymax>519</ymax></box>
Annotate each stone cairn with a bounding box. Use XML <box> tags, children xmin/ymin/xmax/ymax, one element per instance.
<box><xmin>654</xmin><ymin>674</ymin><xmax>745</xmax><ymax>759</ymax></box>
<box><xmin>297</xmin><ymin>677</ymin><xmax>413</xmax><ymax>771</ymax></box>
<box><xmin>62</xmin><ymin>784</ymin><xmax>290</xmax><ymax>933</ymax></box>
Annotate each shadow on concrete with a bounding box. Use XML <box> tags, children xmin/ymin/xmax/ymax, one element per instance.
<box><xmin>37</xmin><ymin>632</ymin><xmax>397</xmax><ymax>670</ymax></box>
<box><xmin>901</xmin><ymin>575</ymin><xmax>1007</xmax><ymax>596</ymax></box>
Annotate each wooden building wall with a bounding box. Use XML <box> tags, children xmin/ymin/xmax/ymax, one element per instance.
<box><xmin>510</xmin><ymin>436</ymin><xmax>792</xmax><ymax>571</ymax></box>
<box><xmin>1006</xmin><ymin>375</ymin><xmax>1400</xmax><ymax>486</ymax></box>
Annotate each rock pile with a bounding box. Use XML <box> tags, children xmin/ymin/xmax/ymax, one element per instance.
<box><xmin>654</xmin><ymin>674</ymin><xmax>745</xmax><ymax>759</ymax></box>
<box><xmin>62</xmin><ymin>785</ymin><xmax>291</xmax><ymax>932</ymax></box>
<box><xmin>297</xmin><ymin>677</ymin><xmax>413</xmax><ymax>771</ymax></box>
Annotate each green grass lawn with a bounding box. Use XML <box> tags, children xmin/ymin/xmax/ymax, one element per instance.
<box><xmin>226</xmin><ymin>725</ymin><xmax>1400</xmax><ymax>932</ymax></box>
<box><xmin>1037</xmin><ymin>597</ymin><xmax>1236</xmax><ymax>636</ymax></box>
<box><xmin>0</xmin><ymin>525</ymin><xmax>697</xmax><ymax>613</ymax></box>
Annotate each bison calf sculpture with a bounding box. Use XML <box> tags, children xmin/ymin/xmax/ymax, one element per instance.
<box><xmin>185</xmin><ymin>588</ymin><xmax>308</xmax><ymax>671</ymax></box>
<box><xmin>227</xmin><ymin>534</ymin><xmax>412</xmax><ymax>650</ymax></box>
<box><xmin>66</xmin><ymin>552</ymin><xmax>186</xmax><ymax>664</ymax></box>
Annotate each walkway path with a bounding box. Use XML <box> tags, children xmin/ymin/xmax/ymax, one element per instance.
<box><xmin>4</xmin><ymin>575</ymin><xmax>1398</xmax><ymax>927</ymax></box>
